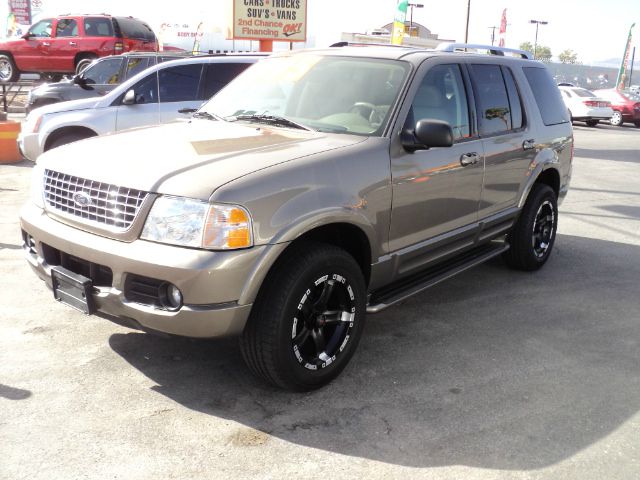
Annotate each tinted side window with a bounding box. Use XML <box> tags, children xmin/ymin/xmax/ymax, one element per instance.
<box><xmin>56</xmin><ymin>19</ymin><xmax>78</xmax><ymax>37</ymax></box>
<box><xmin>203</xmin><ymin>63</ymin><xmax>251</xmax><ymax>99</ymax></box>
<box><xmin>523</xmin><ymin>67</ymin><xmax>570</xmax><ymax>126</ymax></box>
<box><xmin>502</xmin><ymin>67</ymin><xmax>523</xmax><ymax>129</ymax></box>
<box><xmin>83</xmin><ymin>58</ymin><xmax>123</xmax><ymax>85</ymax></box>
<box><xmin>116</xmin><ymin>18</ymin><xmax>156</xmax><ymax>41</ymax></box>
<box><xmin>124</xmin><ymin>57</ymin><xmax>152</xmax><ymax>80</ymax></box>
<box><xmin>84</xmin><ymin>17</ymin><xmax>114</xmax><ymax>37</ymax></box>
<box><xmin>469</xmin><ymin>64</ymin><xmax>512</xmax><ymax>135</ymax></box>
<box><xmin>131</xmin><ymin>72</ymin><xmax>158</xmax><ymax>104</ymax></box>
<box><xmin>406</xmin><ymin>64</ymin><xmax>470</xmax><ymax>140</ymax></box>
<box><xmin>158</xmin><ymin>64</ymin><xmax>203</xmax><ymax>103</ymax></box>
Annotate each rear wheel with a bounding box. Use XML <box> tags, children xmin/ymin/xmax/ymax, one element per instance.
<box><xmin>240</xmin><ymin>243</ymin><xmax>367</xmax><ymax>391</ymax></box>
<box><xmin>610</xmin><ymin>110</ymin><xmax>623</xmax><ymax>126</ymax></box>
<box><xmin>634</xmin><ymin>121</ymin><xmax>640</xmax><ymax>128</ymax></box>
<box><xmin>585</xmin><ymin>119</ymin><xmax>599</xmax><ymax>127</ymax></box>
<box><xmin>75</xmin><ymin>55</ymin><xmax>97</xmax><ymax>75</ymax></box>
<box><xmin>504</xmin><ymin>184</ymin><xmax>558</xmax><ymax>271</ymax></box>
<box><xmin>0</xmin><ymin>54</ymin><xmax>19</xmax><ymax>83</ymax></box>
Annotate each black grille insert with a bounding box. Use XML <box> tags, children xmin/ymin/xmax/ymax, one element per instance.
<box><xmin>41</xmin><ymin>243</ymin><xmax>113</xmax><ymax>287</ymax></box>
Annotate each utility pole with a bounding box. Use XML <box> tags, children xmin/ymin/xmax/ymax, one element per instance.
<box><xmin>488</xmin><ymin>26</ymin><xmax>497</xmax><ymax>45</ymax></box>
<box><xmin>408</xmin><ymin>3</ymin><xmax>424</xmax><ymax>38</ymax></box>
<box><xmin>529</xmin><ymin>19</ymin><xmax>548</xmax><ymax>59</ymax></box>
<box><xmin>629</xmin><ymin>47</ymin><xmax>636</xmax><ymax>87</ymax></box>
<box><xmin>464</xmin><ymin>0</ymin><xmax>471</xmax><ymax>42</ymax></box>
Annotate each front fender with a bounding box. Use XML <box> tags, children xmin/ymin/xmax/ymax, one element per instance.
<box><xmin>40</xmin><ymin>108</ymin><xmax>113</xmax><ymax>147</ymax></box>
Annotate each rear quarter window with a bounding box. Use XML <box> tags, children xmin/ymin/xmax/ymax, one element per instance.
<box><xmin>115</xmin><ymin>18</ymin><xmax>156</xmax><ymax>42</ymax></box>
<box><xmin>523</xmin><ymin>67</ymin><xmax>570</xmax><ymax>126</ymax></box>
<box><xmin>84</xmin><ymin>17</ymin><xmax>113</xmax><ymax>37</ymax></box>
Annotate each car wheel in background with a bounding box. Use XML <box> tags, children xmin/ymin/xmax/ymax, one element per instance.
<box><xmin>240</xmin><ymin>243</ymin><xmax>367</xmax><ymax>391</ymax></box>
<box><xmin>610</xmin><ymin>111</ymin><xmax>623</xmax><ymax>126</ymax></box>
<box><xmin>0</xmin><ymin>54</ymin><xmax>19</xmax><ymax>83</ymax></box>
<box><xmin>503</xmin><ymin>184</ymin><xmax>558</xmax><ymax>271</ymax></box>
<box><xmin>76</xmin><ymin>55</ymin><xmax>98</xmax><ymax>75</ymax></box>
<box><xmin>585</xmin><ymin>119</ymin><xmax>599</xmax><ymax>127</ymax></box>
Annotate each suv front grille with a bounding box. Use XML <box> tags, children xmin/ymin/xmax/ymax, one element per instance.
<box><xmin>43</xmin><ymin>169</ymin><xmax>148</xmax><ymax>231</ymax></box>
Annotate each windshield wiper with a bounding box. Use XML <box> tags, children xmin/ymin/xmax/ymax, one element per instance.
<box><xmin>228</xmin><ymin>113</ymin><xmax>313</xmax><ymax>131</ymax></box>
<box><xmin>192</xmin><ymin>111</ymin><xmax>222</xmax><ymax>121</ymax></box>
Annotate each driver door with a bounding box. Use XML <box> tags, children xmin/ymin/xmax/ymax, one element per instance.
<box><xmin>115</xmin><ymin>71</ymin><xmax>160</xmax><ymax>131</ymax></box>
<box><xmin>13</xmin><ymin>19</ymin><xmax>54</xmax><ymax>71</ymax></box>
<box><xmin>389</xmin><ymin>62</ymin><xmax>484</xmax><ymax>275</ymax></box>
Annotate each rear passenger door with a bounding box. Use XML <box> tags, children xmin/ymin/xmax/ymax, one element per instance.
<box><xmin>157</xmin><ymin>63</ymin><xmax>204</xmax><ymax>123</ymax></box>
<box><xmin>468</xmin><ymin>64</ymin><xmax>536</xmax><ymax>218</ymax></box>
<box><xmin>389</xmin><ymin>62</ymin><xmax>484</xmax><ymax>271</ymax></box>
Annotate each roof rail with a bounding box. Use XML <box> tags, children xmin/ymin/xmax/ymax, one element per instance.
<box><xmin>436</xmin><ymin>42</ymin><xmax>533</xmax><ymax>59</ymax></box>
<box><xmin>329</xmin><ymin>41</ymin><xmax>417</xmax><ymax>49</ymax></box>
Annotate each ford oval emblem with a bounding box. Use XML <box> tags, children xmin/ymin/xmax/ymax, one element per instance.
<box><xmin>73</xmin><ymin>191</ymin><xmax>93</xmax><ymax>208</ymax></box>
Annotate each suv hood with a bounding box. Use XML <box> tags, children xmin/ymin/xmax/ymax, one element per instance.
<box><xmin>38</xmin><ymin>120</ymin><xmax>368</xmax><ymax>199</ymax></box>
<box><xmin>32</xmin><ymin>96</ymin><xmax>102</xmax><ymax>115</ymax></box>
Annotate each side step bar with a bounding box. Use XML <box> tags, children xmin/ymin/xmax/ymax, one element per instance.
<box><xmin>366</xmin><ymin>241</ymin><xmax>510</xmax><ymax>313</ymax></box>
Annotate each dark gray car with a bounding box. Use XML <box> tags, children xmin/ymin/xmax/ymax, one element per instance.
<box><xmin>26</xmin><ymin>52</ymin><xmax>191</xmax><ymax>113</ymax></box>
<box><xmin>21</xmin><ymin>43</ymin><xmax>573</xmax><ymax>391</ymax></box>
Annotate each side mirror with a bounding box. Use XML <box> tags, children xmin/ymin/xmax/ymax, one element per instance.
<box><xmin>402</xmin><ymin>119</ymin><xmax>454</xmax><ymax>152</ymax></box>
<box><xmin>122</xmin><ymin>89</ymin><xmax>136</xmax><ymax>105</ymax></box>
<box><xmin>22</xmin><ymin>32</ymin><xmax>33</xmax><ymax>39</ymax></box>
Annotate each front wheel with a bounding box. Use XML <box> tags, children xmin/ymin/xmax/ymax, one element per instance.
<box><xmin>0</xmin><ymin>54</ymin><xmax>19</xmax><ymax>83</ymax></box>
<box><xmin>503</xmin><ymin>184</ymin><xmax>558</xmax><ymax>271</ymax></box>
<box><xmin>240</xmin><ymin>243</ymin><xmax>367</xmax><ymax>391</ymax></box>
<box><xmin>610</xmin><ymin>110</ymin><xmax>623</xmax><ymax>127</ymax></box>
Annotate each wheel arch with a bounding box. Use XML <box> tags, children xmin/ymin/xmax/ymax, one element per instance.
<box><xmin>44</xmin><ymin>125</ymin><xmax>98</xmax><ymax>151</ymax></box>
<box><xmin>237</xmin><ymin>222</ymin><xmax>373</xmax><ymax>306</ymax></box>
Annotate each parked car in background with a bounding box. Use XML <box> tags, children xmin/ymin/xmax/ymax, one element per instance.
<box><xmin>558</xmin><ymin>84</ymin><xmax>612</xmax><ymax>127</ymax></box>
<box><xmin>0</xmin><ymin>14</ymin><xmax>158</xmax><ymax>83</ymax></box>
<box><xmin>18</xmin><ymin>54</ymin><xmax>263</xmax><ymax>160</ymax></box>
<box><xmin>26</xmin><ymin>51</ymin><xmax>192</xmax><ymax>113</ymax></box>
<box><xmin>592</xmin><ymin>88</ymin><xmax>640</xmax><ymax>127</ymax></box>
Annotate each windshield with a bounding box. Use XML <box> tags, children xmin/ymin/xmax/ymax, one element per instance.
<box><xmin>200</xmin><ymin>54</ymin><xmax>410</xmax><ymax>136</ymax></box>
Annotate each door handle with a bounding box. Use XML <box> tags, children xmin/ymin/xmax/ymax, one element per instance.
<box><xmin>523</xmin><ymin>139</ymin><xmax>536</xmax><ymax>150</ymax></box>
<box><xmin>460</xmin><ymin>152</ymin><xmax>479</xmax><ymax>166</ymax></box>
<box><xmin>42</xmin><ymin>42</ymin><xmax>50</xmax><ymax>47</ymax></box>
<box><xmin>69</xmin><ymin>41</ymin><xmax>77</xmax><ymax>46</ymax></box>
<box><xmin>178</xmin><ymin>108</ymin><xmax>197</xmax><ymax>114</ymax></box>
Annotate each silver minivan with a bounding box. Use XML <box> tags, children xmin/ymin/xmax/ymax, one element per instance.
<box><xmin>18</xmin><ymin>54</ymin><xmax>264</xmax><ymax>160</ymax></box>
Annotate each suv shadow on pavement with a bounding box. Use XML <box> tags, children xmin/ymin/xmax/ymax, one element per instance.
<box><xmin>108</xmin><ymin>233</ymin><xmax>640</xmax><ymax>470</ymax></box>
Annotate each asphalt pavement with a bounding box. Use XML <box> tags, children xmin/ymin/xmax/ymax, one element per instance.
<box><xmin>1</xmin><ymin>124</ymin><xmax>639</xmax><ymax>480</ymax></box>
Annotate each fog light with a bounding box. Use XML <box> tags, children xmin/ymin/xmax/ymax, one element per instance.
<box><xmin>160</xmin><ymin>283</ymin><xmax>183</xmax><ymax>311</ymax></box>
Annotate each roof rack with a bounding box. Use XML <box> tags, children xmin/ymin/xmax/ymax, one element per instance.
<box><xmin>329</xmin><ymin>41</ymin><xmax>417</xmax><ymax>49</ymax></box>
<box><xmin>436</xmin><ymin>43</ymin><xmax>532</xmax><ymax>59</ymax></box>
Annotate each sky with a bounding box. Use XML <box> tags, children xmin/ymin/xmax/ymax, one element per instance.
<box><xmin>7</xmin><ymin>0</ymin><xmax>640</xmax><ymax>64</ymax></box>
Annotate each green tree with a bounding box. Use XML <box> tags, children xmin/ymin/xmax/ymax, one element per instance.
<box><xmin>558</xmin><ymin>49</ymin><xmax>579</xmax><ymax>64</ymax></box>
<box><xmin>519</xmin><ymin>42</ymin><xmax>552</xmax><ymax>62</ymax></box>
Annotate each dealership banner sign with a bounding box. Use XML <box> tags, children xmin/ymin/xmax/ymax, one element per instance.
<box><xmin>232</xmin><ymin>0</ymin><xmax>307</xmax><ymax>42</ymax></box>
<box><xmin>8</xmin><ymin>0</ymin><xmax>31</xmax><ymax>25</ymax></box>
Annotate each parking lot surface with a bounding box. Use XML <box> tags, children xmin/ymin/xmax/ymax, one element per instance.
<box><xmin>1</xmin><ymin>125</ymin><xmax>639</xmax><ymax>480</ymax></box>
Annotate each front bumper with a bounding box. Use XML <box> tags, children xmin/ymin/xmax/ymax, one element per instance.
<box><xmin>19</xmin><ymin>202</ymin><xmax>277</xmax><ymax>338</ymax></box>
<box><xmin>17</xmin><ymin>131</ymin><xmax>42</xmax><ymax>161</ymax></box>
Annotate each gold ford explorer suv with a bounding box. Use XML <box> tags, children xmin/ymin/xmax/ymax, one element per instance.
<box><xmin>21</xmin><ymin>43</ymin><xmax>573</xmax><ymax>391</ymax></box>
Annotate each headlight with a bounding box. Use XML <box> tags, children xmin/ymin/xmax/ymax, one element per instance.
<box><xmin>140</xmin><ymin>196</ymin><xmax>253</xmax><ymax>250</ymax></box>
<box><xmin>30</xmin><ymin>163</ymin><xmax>45</xmax><ymax>208</ymax></box>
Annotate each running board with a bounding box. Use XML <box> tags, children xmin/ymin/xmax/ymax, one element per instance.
<box><xmin>366</xmin><ymin>241</ymin><xmax>510</xmax><ymax>313</ymax></box>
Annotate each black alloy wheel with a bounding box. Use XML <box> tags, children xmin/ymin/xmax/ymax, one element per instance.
<box><xmin>531</xmin><ymin>199</ymin><xmax>555</xmax><ymax>259</ymax></box>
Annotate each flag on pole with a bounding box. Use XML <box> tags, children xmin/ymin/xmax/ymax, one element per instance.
<box><xmin>391</xmin><ymin>0</ymin><xmax>409</xmax><ymax>46</ymax></box>
<box><xmin>616</xmin><ymin>23</ymin><xmax>635</xmax><ymax>90</ymax></box>
<box><xmin>498</xmin><ymin>8</ymin><xmax>507</xmax><ymax>47</ymax></box>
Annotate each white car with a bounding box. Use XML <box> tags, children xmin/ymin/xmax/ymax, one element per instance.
<box><xmin>18</xmin><ymin>54</ymin><xmax>264</xmax><ymax>160</ymax></box>
<box><xmin>558</xmin><ymin>85</ymin><xmax>613</xmax><ymax>127</ymax></box>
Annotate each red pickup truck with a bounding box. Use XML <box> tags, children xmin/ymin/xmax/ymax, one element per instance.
<box><xmin>0</xmin><ymin>14</ymin><xmax>158</xmax><ymax>82</ymax></box>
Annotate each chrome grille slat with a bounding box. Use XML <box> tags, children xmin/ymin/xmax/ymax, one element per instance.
<box><xmin>43</xmin><ymin>169</ymin><xmax>148</xmax><ymax>231</ymax></box>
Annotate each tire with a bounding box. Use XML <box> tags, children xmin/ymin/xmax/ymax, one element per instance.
<box><xmin>585</xmin><ymin>119</ymin><xmax>599</xmax><ymax>127</ymax></box>
<box><xmin>610</xmin><ymin>110</ymin><xmax>623</xmax><ymax>127</ymax></box>
<box><xmin>503</xmin><ymin>184</ymin><xmax>558</xmax><ymax>271</ymax></box>
<box><xmin>240</xmin><ymin>242</ymin><xmax>367</xmax><ymax>391</ymax></box>
<box><xmin>634</xmin><ymin>121</ymin><xmax>640</xmax><ymax>128</ymax></box>
<box><xmin>47</xmin><ymin>131</ymin><xmax>96</xmax><ymax>151</ymax></box>
<box><xmin>0</xmin><ymin>54</ymin><xmax>19</xmax><ymax>83</ymax></box>
<box><xmin>75</xmin><ymin>55</ymin><xmax>97</xmax><ymax>75</ymax></box>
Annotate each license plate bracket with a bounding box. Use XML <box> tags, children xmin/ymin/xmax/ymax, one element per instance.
<box><xmin>51</xmin><ymin>266</ymin><xmax>96</xmax><ymax>315</ymax></box>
